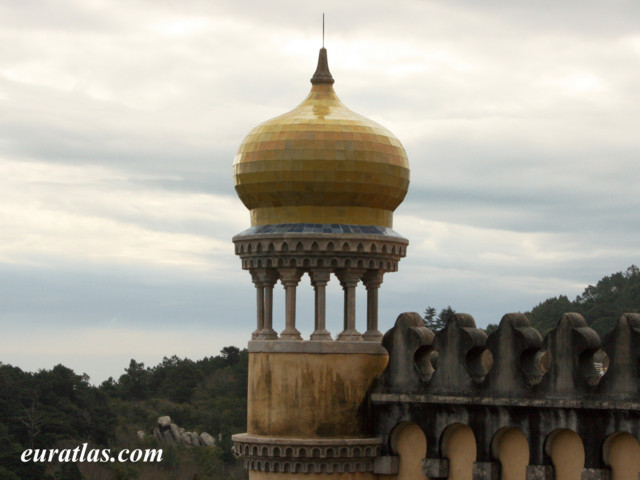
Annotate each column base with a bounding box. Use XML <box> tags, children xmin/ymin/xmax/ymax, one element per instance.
<box><xmin>526</xmin><ymin>465</ymin><xmax>554</xmax><ymax>480</ymax></box>
<box><xmin>363</xmin><ymin>329</ymin><xmax>383</xmax><ymax>342</ymax></box>
<box><xmin>310</xmin><ymin>329</ymin><xmax>333</xmax><ymax>341</ymax></box>
<box><xmin>337</xmin><ymin>329</ymin><xmax>364</xmax><ymax>341</ymax></box>
<box><xmin>256</xmin><ymin>328</ymin><xmax>278</xmax><ymax>340</ymax></box>
<box><xmin>473</xmin><ymin>461</ymin><xmax>501</xmax><ymax>480</ymax></box>
<box><xmin>279</xmin><ymin>328</ymin><xmax>302</xmax><ymax>340</ymax></box>
<box><xmin>423</xmin><ymin>458</ymin><xmax>449</xmax><ymax>478</ymax></box>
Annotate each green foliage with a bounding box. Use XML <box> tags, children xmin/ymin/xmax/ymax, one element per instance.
<box><xmin>525</xmin><ymin>295</ymin><xmax>574</xmax><ymax>335</ymax></box>
<box><xmin>421</xmin><ymin>266</ymin><xmax>640</xmax><ymax>338</ymax></box>
<box><xmin>54</xmin><ymin>462</ymin><xmax>82</xmax><ymax>480</ymax></box>
<box><xmin>423</xmin><ymin>305</ymin><xmax>456</xmax><ymax>331</ymax></box>
<box><xmin>192</xmin><ymin>446</ymin><xmax>227</xmax><ymax>480</ymax></box>
<box><xmin>484</xmin><ymin>323</ymin><xmax>498</xmax><ymax>335</ymax></box>
<box><xmin>526</xmin><ymin>265</ymin><xmax>640</xmax><ymax>336</ymax></box>
<box><xmin>0</xmin><ymin>347</ymin><xmax>249</xmax><ymax>480</ymax></box>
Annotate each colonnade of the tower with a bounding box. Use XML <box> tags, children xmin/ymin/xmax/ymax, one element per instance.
<box><xmin>249</xmin><ymin>266</ymin><xmax>384</xmax><ymax>342</ymax></box>
<box><xmin>234</xmin><ymin>229</ymin><xmax>407</xmax><ymax>344</ymax></box>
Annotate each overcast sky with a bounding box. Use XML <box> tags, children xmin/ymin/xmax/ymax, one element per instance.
<box><xmin>1</xmin><ymin>0</ymin><xmax>639</xmax><ymax>383</ymax></box>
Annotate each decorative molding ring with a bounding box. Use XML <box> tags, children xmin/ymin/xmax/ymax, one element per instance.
<box><xmin>231</xmin><ymin>434</ymin><xmax>383</xmax><ymax>473</ymax></box>
<box><xmin>233</xmin><ymin>232</ymin><xmax>408</xmax><ymax>273</ymax></box>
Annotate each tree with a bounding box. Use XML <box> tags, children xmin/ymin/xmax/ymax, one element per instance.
<box><xmin>423</xmin><ymin>306</ymin><xmax>456</xmax><ymax>331</ymax></box>
<box><xmin>119</xmin><ymin>359</ymin><xmax>150</xmax><ymax>400</ymax></box>
<box><xmin>220</xmin><ymin>347</ymin><xmax>240</xmax><ymax>367</ymax></box>
<box><xmin>485</xmin><ymin>323</ymin><xmax>499</xmax><ymax>335</ymax></box>
<box><xmin>525</xmin><ymin>295</ymin><xmax>574</xmax><ymax>335</ymax></box>
<box><xmin>526</xmin><ymin>265</ymin><xmax>640</xmax><ymax>336</ymax></box>
<box><xmin>437</xmin><ymin>306</ymin><xmax>456</xmax><ymax>328</ymax></box>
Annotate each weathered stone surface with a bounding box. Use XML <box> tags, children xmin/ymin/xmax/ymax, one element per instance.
<box><xmin>582</xmin><ymin>468</ymin><xmax>611</xmax><ymax>480</ymax></box>
<box><xmin>373</xmin><ymin>455</ymin><xmax>399</xmax><ymax>474</ymax></box>
<box><xmin>429</xmin><ymin>313</ymin><xmax>488</xmax><ymax>394</ymax></box>
<box><xmin>598</xmin><ymin>313</ymin><xmax>640</xmax><ymax>399</ymax></box>
<box><xmin>526</xmin><ymin>465</ymin><xmax>554</xmax><ymax>480</ymax></box>
<box><xmin>157</xmin><ymin>416</ymin><xmax>171</xmax><ymax>428</ymax></box>
<box><xmin>154</xmin><ymin>416</ymin><xmax>214</xmax><ymax>448</ymax></box>
<box><xmin>188</xmin><ymin>432</ymin><xmax>202</xmax><ymax>446</ymax></box>
<box><xmin>423</xmin><ymin>457</ymin><xmax>449</xmax><ymax>478</ymax></box>
<box><xmin>485</xmin><ymin>313</ymin><xmax>543</xmax><ymax>394</ymax></box>
<box><xmin>372</xmin><ymin>312</ymin><xmax>640</xmax><ymax>473</ymax></box>
<box><xmin>200</xmin><ymin>432</ymin><xmax>216</xmax><ymax>447</ymax></box>
<box><xmin>540</xmin><ymin>312</ymin><xmax>601</xmax><ymax>394</ymax></box>
<box><xmin>377</xmin><ymin>312</ymin><xmax>434</xmax><ymax>393</ymax></box>
<box><xmin>169</xmin><ymin>423</ymin><xmax>181</xmax><ymax>442</ymax></box>
<box><xmin>473</xmin><ymin>461</ymin><xmax>500</xmax><ymax>480</ymax></box>
<box><xmin>232</xmin><ymin>434</ymin><xmax>382</xmax><ymax>474</ymax></box>
<box><xmin>162</xmin><ymin>429</ymin><xmax>176</xmax><ymax>445</ymax></box>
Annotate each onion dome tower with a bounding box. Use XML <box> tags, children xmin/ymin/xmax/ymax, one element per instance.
<box><xmin>232</xmin><ymin>46</ymin><xmax>410</xmax><ymax>478</ymax></box>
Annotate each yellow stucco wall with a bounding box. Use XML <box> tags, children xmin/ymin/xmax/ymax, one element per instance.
<box><xmin>548</xmin><ymin>429</ymin><xmax>584</xmax><ymax>480</ymax></box>
<box><xmin>248</xmin><ymin>351</ymin><xmax>388</xmax><ymax>437</ymax></box>
<box><xmin>495</xmin><ymin>428</ymin><xmax>529</xmax><ymax>480</ymax></box>
<box><xmin>443</xmin><ymin>424</ymin><xmax>476</xmax><ymax>480</ymax></box>
<box><xmin>606</xmin><ymin>432</ymin><xmax>640</xmax><ymax>480</ymax></box>
<box><xmin>393</xmin><ymin>423</ymin><xmax>428</xmax><ymax>480</ymax></box>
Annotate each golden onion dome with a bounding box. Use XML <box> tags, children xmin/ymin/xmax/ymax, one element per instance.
<box><xmin>233</xmin><ymin>48</ymin><xmax>409</xmax><ymax>228</ymax></box>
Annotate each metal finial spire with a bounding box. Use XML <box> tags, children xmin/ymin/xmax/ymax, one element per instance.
<box><xmin>311</xmin><ymin>13</ymin><xmax>334</xmax><ymax>85</ymax></box>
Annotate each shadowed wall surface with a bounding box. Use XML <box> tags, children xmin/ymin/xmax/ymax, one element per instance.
<box><xmin>248</xmin><ymin>351</ymin><xmax>387</xmax><ymax>437</ymax></box>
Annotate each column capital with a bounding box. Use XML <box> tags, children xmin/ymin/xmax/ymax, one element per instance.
<box><xmin>362</xmin><ymin>269</ymin><xmax>384</xmax><ymax>289</ymax></box>
<box><xmin>256</xmin><ymin>268</ymin><xmax>279</xmax><ymax>287</ymax></box>
<box><xmin>250</xmin><ymin>268</ymin><xmax>260</xmax><ymax>286</ymax></box>
<box><xmin>310</xmin><ymin>268</ymin><xmax>332</xmax><ymax>287</ymax></box>
<box><xmin>278</xmin><ymin>267</ymin><xmax>303</xmax><ymax>287</ymax></box>
<box><xmin>336</xmin><ymin>268</ymin><xmax>367</xmax><ymax>288</ymax></box>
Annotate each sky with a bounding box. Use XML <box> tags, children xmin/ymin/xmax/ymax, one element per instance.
<box><xmin>1</xmin><ymin>0</ymin><xmax>639</xmax><ymax>383</ymax></box>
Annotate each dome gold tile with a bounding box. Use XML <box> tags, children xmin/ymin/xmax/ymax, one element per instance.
<box><xmin>234</xmin><ymin>50</ymin><xmax>410</xmax><ymax>228</ymax></box>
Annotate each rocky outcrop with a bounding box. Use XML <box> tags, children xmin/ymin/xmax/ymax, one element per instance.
<box><xmin>153</xmin><ymin>416</ymin><xmax>215</xmax><ymax>447</ymax></box>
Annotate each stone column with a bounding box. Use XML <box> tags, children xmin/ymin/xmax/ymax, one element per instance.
<box><xmin>362</xmin><ymin>270</ymin><xmax>384</xmax><ymax>341</ymax></box>
<box><xmin>256</xmin><ymin>269</ymin><xmax>279</xmax><ymax>340</ymax></box>
<box><xmin>278</xmin><ymin>267</ymin><xmax>303</xmax><ymax>340</ymax></box>
<box><xmin>336</xmin><ymin>269</ymin><xmax>366</xmax><ymax>341</ymax></box>
<box><xmin>250</xmin><ymin>269</ymin><xmax>263</xmax><ymax>339</ymax></box>
<box><xmin>310</xmin><ymin>268</ymin><xmax>332</xmax><ymax>340</ymax></box>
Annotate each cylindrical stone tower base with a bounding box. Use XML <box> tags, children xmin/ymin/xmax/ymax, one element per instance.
<box><xmin>233</xmin><ymin>340</ymin><xmax>388</xmax><ymax>478</ymax></box>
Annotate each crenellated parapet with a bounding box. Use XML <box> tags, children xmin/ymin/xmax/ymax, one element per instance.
<box><xmin>372</xmin><ymin>312</ymin><xmax>640</xmax><ymax>479</ymax></box>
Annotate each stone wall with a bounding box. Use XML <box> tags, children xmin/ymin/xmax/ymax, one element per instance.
<box><xmin>372</xmin><ymin>312</ymin><xmax>640</xmax><ymax>480</ymax></box>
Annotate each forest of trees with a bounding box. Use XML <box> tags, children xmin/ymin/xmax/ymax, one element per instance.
<box><xmin>525</xmin><ymin>265</ymin><xmax>640</xmax><ymax>336</ymax></box>
<box><xmin>424</xmin><ymin>265</ymin><xmax>640</xmax><ymax>337</ymax></box>
<box><xmin>0</xmin><ymin>347</ymin><xmax>248</xmax><ymax>480</ymax></box>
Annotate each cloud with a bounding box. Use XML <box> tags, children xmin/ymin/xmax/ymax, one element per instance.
<box><xmin>0</xmin><ymin>0</ymin><xmax>638</xmax><ymax>380</ymax></box>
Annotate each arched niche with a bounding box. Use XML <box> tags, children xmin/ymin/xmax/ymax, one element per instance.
<box><xmin>603</xmin><ymin>432</ymin><xmax>640</xmax><ymax>480</ymax></box>
<box><xmin>441</xmin><ymin>423</ymin><xmax>476</xmax><ymax>480</ymax></box>
<box><xmin>390</xmin><ymin>422</ymin><xmax>428</xmax><ymax>480</ymax></box>
<box><xmin>491</xmin><ymin>427</ymin><xmax>529</xmax><ymax>480</ymax></box>
<box><xmin>545</xmin><ymin>429</ymin><xmax>584</xmax><ymax>480</ymax></box>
